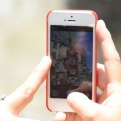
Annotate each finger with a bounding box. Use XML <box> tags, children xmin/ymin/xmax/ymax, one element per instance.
<box><xmin>6</xmin><ymin>56</ymin><xmax>51</xmax><ymax>114</ymax></box>
<box><xmin>97</xmin><ymin>63</ymin><xmax>108</xmax><ymax>91</ymax></box>
<box><xmin>54</xmin><ymin>112</ymin><xmax>82</xmax><ymax>121</ymax></box>
<box><xmin>73</xmin><ymin>81</ymin><xmax>92</xmax><ymax>94</ymax></box>
<box><xmin>67</xmin><ymin>92</ymin><xmax>101</xmax><ymax>120</ymax></box>
<box><xmin>97</xmin><ymin>88</ymin><xmax>108</xmax><ymax>104</ymax></box>
<box><xmin>54</xmin><ymin>112</ymin><xmax>66</xmax><ymax>121</ymax></box>
<box><xmin>96</xmin><ymin>20</ymin><xmax>121</xmax><ymax>83</ymax></box>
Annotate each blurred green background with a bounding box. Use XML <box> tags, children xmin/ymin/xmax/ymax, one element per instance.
<box><xmin>0</xmin><ymin>0</ymin><xmax>121</xmax><ymax>121</ymax></box>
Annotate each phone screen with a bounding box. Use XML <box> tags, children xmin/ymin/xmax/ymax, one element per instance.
<box><xmin>50</xmin><ymin>25</ymin><xmax>93</xmax><ymax>99</ymax></box>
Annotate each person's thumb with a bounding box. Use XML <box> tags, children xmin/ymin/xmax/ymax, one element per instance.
<box><xmin>67</xmin><ymin>92</ymin><xmax>101</xmax><ymax>120</ymax></box>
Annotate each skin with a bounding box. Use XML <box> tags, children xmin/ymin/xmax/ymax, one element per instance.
<box><xmin>53</xmin><ymin>20</ymin><xmax>121</xmax><ymax>121</ymax></box>
<box><xmin>73</xmin><ymin>81</ymin><xmax>92</xmax><ymax>94</ymax></box>
<box><xmin>73</xmin><ymin>81</ymin><xmax>92</xmax><ymax>99</ymax></box>
<box><xmin>0</xmin><ymin>56</ymin><xmax>51</xmax><ymax>121</ymax></box>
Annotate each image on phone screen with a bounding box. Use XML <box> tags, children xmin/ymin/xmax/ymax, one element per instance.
<box><xmin>50</xmin><ymin>25</ymin><xmax>93</xmax><ymax>99</ymax></box>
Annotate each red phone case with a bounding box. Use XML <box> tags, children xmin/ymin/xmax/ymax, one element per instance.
<box><xmin>46</xmin><ymin>10</ymin><xmax>98</xmax><ymax>111</ymax></box>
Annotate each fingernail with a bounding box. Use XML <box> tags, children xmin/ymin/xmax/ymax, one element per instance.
<box><xmin>99</xmin><ymin>20</ymin><xmax>106</xmax><ymax>27</ymax></box>
<box><xmin>41</xmin><ymin>56</ymin><xmax>51</xmax><ymax>62</ymax></box>
<box><xmin>40</xmin><ymin>56</ymin><xmax>51</xmax><ymax>65</ymax></box>
<box><xmin>67</xmin><ymin>92</ymin><xmax>77</xmax><ymax>104</ymax></box>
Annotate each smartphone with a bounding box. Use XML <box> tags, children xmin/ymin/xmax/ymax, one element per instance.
<box><xmin>46</xmin><ymin>10</ymin><xmax>98</xmax><ymax>112</ymax></box>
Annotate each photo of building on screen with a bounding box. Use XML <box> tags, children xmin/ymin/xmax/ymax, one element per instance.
<box><xmin>50</xmin><ymin>30</ymin><xmax>93</xmax><ymax>98</ymax></box>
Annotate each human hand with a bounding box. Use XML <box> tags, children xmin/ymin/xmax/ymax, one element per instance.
<box><xmin>54</xmin><ymin>20</ymin><xmax>121</xmax><ymax>121</ymax></box>
<box><xmin>0</xmin><ymin>56</ymin><xmax>51</xmax><ymax>121</ymax></box>
<box><xmin>73</xmin><ymin>81</ymin><xmax>92</xmax><ymax>99</ymax></box>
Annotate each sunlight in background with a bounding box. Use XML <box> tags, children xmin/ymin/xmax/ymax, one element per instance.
<box><xmin>0</xmin><ymin>0</ymin><xmax>66</xmax><ymax>121</ymax></box>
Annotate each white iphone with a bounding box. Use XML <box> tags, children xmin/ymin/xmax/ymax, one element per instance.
<box><xmin>46</xmin><ymin>10</ymin><xmax>98</xmax><ymax>112</ymax></box>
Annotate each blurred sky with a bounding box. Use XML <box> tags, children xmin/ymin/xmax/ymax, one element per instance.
<box><xmin>76</xmin><ymin>32</ymin><xmax>93</xmax><ymax>71</ymax></box>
